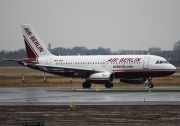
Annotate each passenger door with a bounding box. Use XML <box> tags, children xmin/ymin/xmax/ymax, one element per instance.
<box><xmin>46</xmin><ymin>58</ymin><xmax>52</xmax><ymax>65</ymax></box>
<box><xmin>143</xmin><ymin>57</ymin><xmax>150</xmax><ymax>69</ymax></box>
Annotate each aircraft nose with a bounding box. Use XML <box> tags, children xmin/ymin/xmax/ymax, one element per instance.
<box><xmin>170</xmin><ymin>64</ymin><xmax>176</xmax><ymax>74</ymax></box>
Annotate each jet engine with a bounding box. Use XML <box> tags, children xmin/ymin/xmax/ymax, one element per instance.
<box><xmin>120</xmin><ymin>78</ymin><xmax>148</xmax><ymax>84</ymax></box>
<box><xmin>87</xmin><ymin>72</ymin><xmax>115</xmax><ymax>84</ymax></box>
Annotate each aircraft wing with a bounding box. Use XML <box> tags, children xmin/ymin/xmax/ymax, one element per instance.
<box><xmin>36</xmin><ymin>64</ymin><xmax>103</xmax><ymax>73</ymax></box>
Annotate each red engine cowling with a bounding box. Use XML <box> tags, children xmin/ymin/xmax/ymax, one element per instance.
<box><xmin>87</xmin><ymin>72</ymin><xmax>115</xmax><ymax>84</ymax></box>
<box><xmin>120</xmin><ymin>78</ymin><xmax>148</xmax><ymax>84</ymax></box>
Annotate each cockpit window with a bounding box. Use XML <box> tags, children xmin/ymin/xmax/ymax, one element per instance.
<box><xmin>156</xmin><ymin>61</ymin><xmax>159</xmax><ymax>64</ymax></box>
<box><xmin>164</xmin><ymin>61</ymin><xmax>169</xmax><ymax>64</ymax></box>
<box><xmin>156</xmin><ymin>60</ymin><xmax>169</xmax><ymax>64</ymax></box>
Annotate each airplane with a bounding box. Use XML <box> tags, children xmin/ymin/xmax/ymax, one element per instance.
<box><xmin>2</xmin><ymin>24</ymin><xmax>176</xmax><ymax>88</ymax></box>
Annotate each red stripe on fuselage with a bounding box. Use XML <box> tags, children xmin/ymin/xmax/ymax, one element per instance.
<box><xmin>113</xmin><ymin>69</ymin><xmax>176</xmax><ymax>78</ymax></box>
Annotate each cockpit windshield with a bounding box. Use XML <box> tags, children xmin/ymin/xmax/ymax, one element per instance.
<box><xmin>156</xmin><ymin>60</ymin><xmax>169</xmax><ymax>64</ymax></box>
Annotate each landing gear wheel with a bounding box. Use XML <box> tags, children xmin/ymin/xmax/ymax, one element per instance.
<box><xmin>105</xmin><ymin>82</ymin><xmax>112</xmax><ymax>88</ymax></box>
<box><xmin>82</xmin><ymin>82</ymin><xmax>91</xmax><ymax>88</ymax></box>
<box><xmin>151</xmin><ymin>84</ymin><xmax>154</xmax><ymax>88</ymax></box>
<box><xmin>110</xmin><ymin>83</ymin><xmax>114</xmax><ymax>88</ymax></box>
<box><xmin>82</xmin><ymin>82</ymin><xmax>86</xmax><ymax>88</ymax></box>
<box><xmin>148</xmin><ymin>83</ymin><xmax>154</xmax><ymax>88</ymax></box>
<box><xmin>148</xmin><ymin>77</ymin><xmax>154</xmax><ymax>88</ymax></box>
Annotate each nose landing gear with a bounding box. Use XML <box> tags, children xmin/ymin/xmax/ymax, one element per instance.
<box><xmin>148</xmin><ymin>77</ymin><xmax>154</xmax><ymax>88</ymax></box>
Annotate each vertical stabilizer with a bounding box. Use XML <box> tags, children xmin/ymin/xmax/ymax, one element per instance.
<box><xmin>21</xmin><ymin>24</ymin><xmax>52</xmax><ymax>58</ymax></box>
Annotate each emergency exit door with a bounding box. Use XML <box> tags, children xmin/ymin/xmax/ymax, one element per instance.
<box><xmin>102</xmin><ymin>60</ymin><xmax>106</xmax><ymax>67</ymax></box>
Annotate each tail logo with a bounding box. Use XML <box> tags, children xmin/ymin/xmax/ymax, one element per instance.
<box><xmin>24</xmin><ymin>28</ymin><xmax>44</xmax><ymax>52</ymax></box>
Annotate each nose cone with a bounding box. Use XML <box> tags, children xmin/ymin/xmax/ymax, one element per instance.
<box><xmin>170</xmin><ymin>64</ymin><xmax>176</xmax><ymax>74</ymax></box>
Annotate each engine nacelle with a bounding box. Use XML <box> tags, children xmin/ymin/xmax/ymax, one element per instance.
<box><xmin>120</xmin><ymin>78</ymin><xmax>148</xmax><ymax>84</ymax></box>
<box><xmin>87</xmin><ymin>72</ymin><xmax>115</xmax><ymax>84</ymax></box>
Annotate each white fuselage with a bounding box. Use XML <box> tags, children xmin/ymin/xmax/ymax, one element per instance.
<box><xmin>37</xmin><ymin>54</ymin><xmax>176</xmax><ymax>78</ymax></box>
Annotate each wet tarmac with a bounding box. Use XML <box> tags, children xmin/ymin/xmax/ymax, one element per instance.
<box><xmin>0</xmin><ymin>87</ymin><xmax>180</xmax><ymax>105</ymax></box>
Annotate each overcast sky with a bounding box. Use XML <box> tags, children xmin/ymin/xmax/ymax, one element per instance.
<box><xmin>0</xmin><ymin>0</ymin><xmax>180</xmax><ymax>51</ymax></box>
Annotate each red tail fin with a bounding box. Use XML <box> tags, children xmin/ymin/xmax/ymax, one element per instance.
<box><xmin>21</xmin><ymin>24</ymin><xmax>52</xmax><ymax>58</ymax></box>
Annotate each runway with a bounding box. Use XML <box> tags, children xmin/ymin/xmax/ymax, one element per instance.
<box><xmin>0</xmin><ymin>87</ymin><xmax>180</xmax><ymax>105</ymax></box>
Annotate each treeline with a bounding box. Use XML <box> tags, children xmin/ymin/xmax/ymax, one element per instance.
<box><xmin>51</xmin><ymin>46</ymin><xmax>114</xmax><ymax>55</ymax></box>
<box><xmin>0</xmin><ymin>46</ymin><xmax>115</xmax><ymax>58</ymax></box>
<box><xmin>0</xmin><ymin>49</ymin><xmax>27</xmax><ymax>67</ymax></box>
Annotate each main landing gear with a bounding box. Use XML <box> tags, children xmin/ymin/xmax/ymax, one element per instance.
<box><xmin>105</xmin><ymin>82</ymin><xmax>113</xmax><ymax>88</ymax></box>
<box><xmin>148</xmin><ymin>77</ymin><xmax>154</xmax><ymax>88</ymax></box>
<box><xmin>82</xmin><ymin>82</ymin><xmax>91</xmax><ymax>88</ymax></box>
<box><xmin>82</xmin><ymin>82</ymin><xmax>114</xmax><ymax>88</ymax></box>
